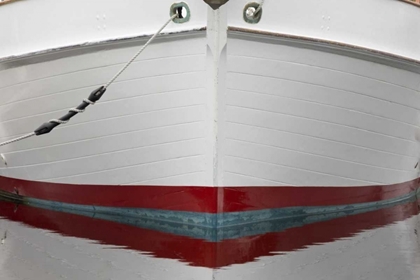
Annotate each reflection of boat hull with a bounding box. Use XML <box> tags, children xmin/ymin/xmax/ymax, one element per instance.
<box><xmin>0</xmin><ymin>194</ymin><xmax>418</xmax><ymax>268</ymax></box>
<box><xmin>1</xmin><ymin>1</ymin><xmax>420</xmax><ymax>234</ymax></box>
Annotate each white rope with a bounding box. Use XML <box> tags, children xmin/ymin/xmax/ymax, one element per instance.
<box><xmin>49</xmin><ymin>119</ymin><xmax>68</xmax><ymax>124</ymax></box>
<box><xmin>255</xmin><ymin>0</ymin><xmax>265</xmax><ymax>14</ymax></box>
<box><xmin>83</xmin><ymin>98</ymin><xmax>95</xmax><ymax>105</ymax></box>
<box><xmin>0</xmin><ymin>132</ymin><xmax>36</xmax><ymax>147</ymax></box>
<box><xmin>70</xmin><ymin>108</ymin><xmax>85</xmax><ymax>113</ymax></box>
<box><xmin>0</xmin><ymin>14</ymin><xmax>177</xmax><ymax>148</ymax></box>
<box><xmin>104</xmin><ymin>14</ymin><xmax>178</xmax><ymax>89</ymax></box>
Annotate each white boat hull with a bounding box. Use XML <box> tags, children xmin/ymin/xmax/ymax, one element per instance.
<box><xmin>0</xmin><ymin>1</ymin><xmax>420</xmax><ymax>278</ymax></box>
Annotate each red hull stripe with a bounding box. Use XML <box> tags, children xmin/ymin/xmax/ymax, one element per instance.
<box><xmin>0</xmin><ymin>176</ymin><xmax>418</xmax><ymax>213</ymax></box>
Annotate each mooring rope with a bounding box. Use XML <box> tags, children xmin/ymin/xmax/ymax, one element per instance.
<box><xmin>255</xmin><ymin>0</ymin><xmax>265</xmax><ymax>14</ymax></box>
<box><xmin>0</xmin><ymin>13</ymin><xmax>178</xmax><ymax>147</ymax></box>
<box><xmin>104</xmin><ymin>14</ymin><xmax>177</xmax><ymax>89</ymax></box>
<box><xmin>0</xmin><ymin>132</ymin><xmax>36</xmax><ymax>148</ymax></box>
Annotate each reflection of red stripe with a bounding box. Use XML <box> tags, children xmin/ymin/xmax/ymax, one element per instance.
<box><xmin>0</xmin><ymin>199</ymin><xmax>418</xmax><ymax>268</ymax></box>
<box><xmin>0</xmin><ymin>201</ymin><xmax>215</xmax><ymax>267</ymax></box>
<box><xmin>0</xmin><ymin>176</ymin><xmax>418</xmax><ymax>213</ymax></box>
<box><xmin>214</xmin><ymin>199</ymin><xmax>420</xmax><ymax>267</ymax></box>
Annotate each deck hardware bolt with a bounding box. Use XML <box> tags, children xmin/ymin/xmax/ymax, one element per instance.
<box><xmin>246</xmin><ymin>7</ymin><xmax>256</xmax><ymax>18</ymax></box>
<box><xmin>243</xmin><ymin>2</ymin><xmax>262</xmax><ymax>24</ymax></box>
<box><xmin>170</xmin><ymin>2</ymin><xmax>190</xmax><ymax>23</ymax></box>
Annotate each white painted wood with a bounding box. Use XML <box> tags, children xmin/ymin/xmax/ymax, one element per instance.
<box><xmin>0</xmin><ymin>0</ymin><xmax>207</xmax><ymax>58</ymax></box>
<box><xmin>223</xmin><ymin>35</ymin><xmax>420</xmax><ymax>186</ymax></box>
<box><xmin>0</xmin><ymin>1</ymin><xmax>420</xmax><ymax>187</ymax></box>
<box><xmin>0</xmin><ymin>35</ymin><xmax>212</xmax><ymax>186</ymax></box>
<box><xmin>227</xmin><ymin>0</ymin><xmax>420</xmax><ymax>61</ymax></box>
<box><xmin>205</xmin><ymin>5</ymin><xmax>228</xmax><ymax>187</ymax></box>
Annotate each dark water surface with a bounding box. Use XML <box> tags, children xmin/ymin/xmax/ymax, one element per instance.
<box><xmin>0</xmin><ymin>197</ymin><xmax>419</xmax><ymax>280</ymax></box>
